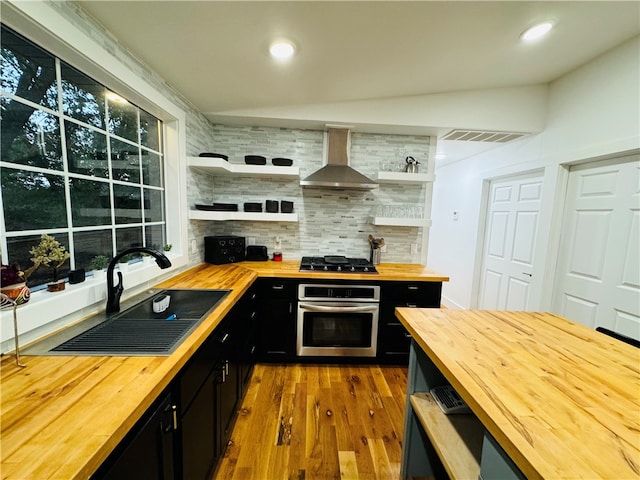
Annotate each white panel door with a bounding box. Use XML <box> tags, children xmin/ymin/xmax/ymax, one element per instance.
<box><xmin>478</xmin><ymin>173</ymin><xmax>543</xmax><ymax>310</ymax></box>
<box><xmin>552</xmin><ymin>155</ymin><xmax>640</xmax><ymax>339</ymax></box>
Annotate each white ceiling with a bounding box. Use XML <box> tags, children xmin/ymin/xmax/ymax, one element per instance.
<box><xmin>77</xmin><ymin>1</ymin><xmax>639</xmax><ymax>163</ymax></box>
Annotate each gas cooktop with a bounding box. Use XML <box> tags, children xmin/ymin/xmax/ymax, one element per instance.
<box><xmin>300</xmin><ymin>255</ymin><xmax>378</xmax><ymax>273</ymax></box>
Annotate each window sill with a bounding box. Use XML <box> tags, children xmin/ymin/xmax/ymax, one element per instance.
<box><xmin>0</xmin><ymin>253</ymin><xmax>188</xmax><ymax>353</ymax></box>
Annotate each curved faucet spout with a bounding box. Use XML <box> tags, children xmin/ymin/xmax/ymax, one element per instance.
<box><xmin>106</xmin><ymin>247</ymin><xmax>172</xmax><ymax>314</ymax></box>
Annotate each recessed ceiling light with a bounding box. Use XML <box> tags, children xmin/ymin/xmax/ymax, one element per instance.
<box><xmin>269</xmin><ymin>41</ymin><xmax>296</xmax><ymax>60</ymax></box>
<box><xmin>520</xmin><ymin>22</ymin><xmax>553</xmax><ymax>42</ymax></box>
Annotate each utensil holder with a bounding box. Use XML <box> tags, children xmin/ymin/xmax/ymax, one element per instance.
<box><xmin>370</xmin><ymin>248</ymin><xmax>381</xmax><ymax>265</ymax></box>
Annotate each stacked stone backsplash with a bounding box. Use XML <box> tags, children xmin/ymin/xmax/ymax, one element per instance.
<box><xmin>190</xmin><ymin>124</ymin><xmax>431</xmax><ymax>262</ymax></box>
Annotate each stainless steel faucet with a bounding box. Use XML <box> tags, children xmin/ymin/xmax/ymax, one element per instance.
<box><xmin>106</xmin><ymin>247</ymin><xmax>172</xmax><ymax>314</ymax></box>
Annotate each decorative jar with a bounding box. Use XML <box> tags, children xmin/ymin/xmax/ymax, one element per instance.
<box><xmin>0</xmin><ymin>282</ymin><xmax>31</xmax><ymax>305</ymax></box>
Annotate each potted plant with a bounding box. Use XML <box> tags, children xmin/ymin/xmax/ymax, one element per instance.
<box><xmin>117</xmin><ymin>253</ymin><xmax>133</xmax><ymax>271</ymax></box>
<box><xmin>29</xmin><ymin>234</ymin><xmax>71</xmax><ymax>292</ymax></box>
<box><xmin>0</xmin><ymin>264</ymin><xmax>34</xmax><ymax>305</ymax></box>
<box><xmin>162</xmin><ymin>243</ymin><xmax>172</xmax><ymax>252</ymax></box>
<box><xmin>90</xmin><ymin>255</ymin><xmax>110</xmax><ymax>281</ymax></box>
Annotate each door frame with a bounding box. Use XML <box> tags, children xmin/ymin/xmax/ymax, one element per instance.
<box><xmin>472</xmin><ymin>168</ymin><xmax>546</xmax><ymax>309</ymax></box>
<box><xmin>471</xmin><ymin>148</ymin><xmax>640</xmax><ymax>311</ymax></box>
<box><xmin>550</xmin><ymin>152</ymin><xmax>640</xmax><ymax>329</ymax></box>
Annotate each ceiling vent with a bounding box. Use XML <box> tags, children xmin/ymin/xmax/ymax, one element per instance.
<box><xmin>441</xmin><ymin>129</ymin><xmax>528</xmax><ymax>143</ymax></box>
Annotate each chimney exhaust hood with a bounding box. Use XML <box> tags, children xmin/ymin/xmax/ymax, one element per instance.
<box><xmin>300</xmin><ymin>128</ymin><xmax>378</xmax><ymax>190</ymax></box>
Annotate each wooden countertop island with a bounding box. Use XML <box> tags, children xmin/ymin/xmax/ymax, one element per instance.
<box><xmin>395</xmin><ymin>308</ymin><xmax>640</xmax><ymax>479</ymax></box>
<box><xmin>0</xmin><ymin>261</ymin><xmax>446</xmax><ymax>479</ymax></box>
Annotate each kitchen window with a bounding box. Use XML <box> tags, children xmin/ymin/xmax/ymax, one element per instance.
<box><xmin>0</xmin><ymin>25</ymin><xmax>166</xmax><ymax>288</ymax></box>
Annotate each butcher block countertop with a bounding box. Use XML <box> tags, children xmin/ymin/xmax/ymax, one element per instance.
<box><xmin>240</xmin><ymin>259</ymin><xmax>449</xmax><ymax>281</ymax></box>
<box><xmin>0</xmin><ymin>261</ymin><xmax>446</xmax><ymax>480</ymax></box>
<box><xmin>395</xmin><ymin>308</ymin><xmax>640</xmax><ymax>480</ymax></box>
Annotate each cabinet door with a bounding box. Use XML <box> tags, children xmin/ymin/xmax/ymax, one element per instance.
<box><xmin>181</xmin><ymin>373</ymin><xmax>216</xmax><ymax>480</ymax></box>
<box><xmin>256</xmin><ymin>279</ymin><xmax>297</xmax><ymax>361</ymax></box>
<box><xmin>95</xmin><ymin>393</ymin><xmax>175</xmax><ymax>480</ymax></box>
<box><xmin>216</xmin><ymin>359</ymin><xmax>239</xmax><ymax>457</ymax></box>
<box><xmin>378</xmin><ymin>282</ymin><xmax>443</xmax><ymax>363</ymax></box>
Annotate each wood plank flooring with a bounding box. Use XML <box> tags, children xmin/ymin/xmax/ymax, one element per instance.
<box><xmin>213</xmin><ymin>363</ymin><xmax>408</xmax><ymax>480</ymax></box>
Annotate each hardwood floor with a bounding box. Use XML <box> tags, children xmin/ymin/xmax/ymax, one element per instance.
<box><xmin>213</xmin><ymin>363</ymin><xmax>408</xmax><ymax>480</ymax></box>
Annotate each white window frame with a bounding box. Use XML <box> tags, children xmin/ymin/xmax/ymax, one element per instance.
<box><xmin>0</xmin><ymin>1</ymin><xmax>189</xmax><ymax>352</ymax></box>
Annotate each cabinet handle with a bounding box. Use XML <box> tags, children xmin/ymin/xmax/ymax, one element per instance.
<box><xmin>404</xmin><ymin>333</ymin><xmax>412</xmax><ymax>339</ymax></box>
<box><xmin>289</xmin><ymin>303</ymin><xmax>292</xmax><ymax>314</ymax></box>
<box><xmin>225</xmin><ymin>359</ymin><xmax>229</xmax><ymax>376</ymax></box>
<box><xmin>408</xmin><ymin>285</ymin><xmax>419</xmax><ymax>290</ymax></box>
<box><xmin>250</xmin><ymin>311</ymin><xmax>256</xmax><ymax>319</ymax></box>
<box><xmin>221</xmin><ymin>365</ymin><xmax>226</xmax><ymax>383</ymax></box>
<box><xmin>219</xmin><ymin>332</ymin><xmax>230</xmax><ymax>343</ymax></box>
<box><xmin>251</xmin><ymin>293</ymin><xmax>257</xmax><ymax>300</ymax></box>
<box><xmin>272</xmin><ymin>284</ymin><xmax>284</xmax><ymax>290</ymax></box>
<box><xmin>522</xmin><ymin>272</ymin><xmax>532</xmax><ymax>277</ymax></box>
<box><xmin>406</xmin><ymin>303</ymin><xmax>418</xmax><ymax>308</ymax></box>
<box><xmin>163</xmin><ymin>404</ymin><xmax>178</xmax><ymax>432</ymax></box>
<box><xmin>250</xmin><ymin>345</ymin><xmax>256</xmax><ymax>354</ymax></box>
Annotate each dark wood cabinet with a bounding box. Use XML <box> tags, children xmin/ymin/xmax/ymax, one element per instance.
<box><xmin>378</xmin><ymin>281</ymin><xmax>442</xmax><ymax>363</ymax></box>
<box><xmin>255</xmin><ymin>278</ymin><xmax>298</xmax><ymax>361</ymax></box>
<box><xmin>92</xmin><ymin>392</ymin><xmax>176</xmax><ymax>480</ymax></box>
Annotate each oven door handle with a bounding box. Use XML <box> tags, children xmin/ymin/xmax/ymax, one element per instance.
<box><xmin>298</xmin><ymin>302</ymin><xmax>378</xmax><ymax>313</ymax></box>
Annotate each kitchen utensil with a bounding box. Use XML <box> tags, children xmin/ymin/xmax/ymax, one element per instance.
<box><xmin>198</xmin><ymin>152</ymin><xmax>228</xmax><ymax>160</ymax></box>
<box><xmin>281</xmin><ymin>200</ymin><xmax>294</xmax><ymax>213</ymax></box>
<box><xmin>272</xmin><ymin>157</ymin><xmax>293</xmax><ymax>166</ymax></box>
<box><xmin>404</xmin><ymin>156</ymin><xmax>420</xmax><ymax>173</ymax></box>
<box><xmin>266</xmin><ymin>200</ymin><xmax>279</xmax><ymax>213</ymax></box>
<box><xmin>245</xmin><ymin>155</ymin><xmax>267</xmax><ymax>165</ymax></box>
<box><xmin>243</xmin><ymin>202</ymin><xmax>262</xmax><ymax>212</ymax></box>
<box><xmin>211</xmin><ymin>203</ymin><xmax>238</xmax><ymax>211</ymax></box>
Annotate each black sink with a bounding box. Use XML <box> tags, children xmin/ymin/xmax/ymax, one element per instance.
<box><xmin>49</xmin><ymin>289</ymin><xmax>230</xmax><ymax>356</ymax></box>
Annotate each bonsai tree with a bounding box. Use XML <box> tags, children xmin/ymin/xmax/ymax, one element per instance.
<box><xmin>29</xmin><ymin>234</ymin><xmax>70</xmax><ymax>284</ymax></box>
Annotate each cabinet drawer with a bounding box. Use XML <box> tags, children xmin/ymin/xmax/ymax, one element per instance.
<box><xmin>380</xmin><ymin>322</ymin><xmax>412</xmax><ymax>353</ymax></box>
<box><xmin>256</xmin><ymin>278</ymin><xmax>297</xmax><ymax>299</ymax></box>
<box><xmin>382</xmin><ymin>281</ymin><xmax>442</xmax><ymax>307</ymax></box>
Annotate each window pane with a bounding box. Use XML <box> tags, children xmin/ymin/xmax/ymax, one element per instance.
<box><xmin>7</xmin><ymin>233</ymin><xmax>70</xmax><ymax>287</ymax></box>
<box><xmin>70</xmin><ymin>178</ymin><xmax>112</xmax><ymax>227</ymax></box>
<box><xmin>108</xmin><ymin>96</ymin><xmax>138</xmax><ymax>142</ymax></box>
<box><xmin>0</xmin><ymin>26</ymin><xmax>58</xmax><ymax>111</ymax></box>
<box><xmin>110</xmin><ymin>138</ymin><xmax>140</xmax><ymax>183</ymax></box>
<box><xmin>143</xmin><ymin>188</ymin><xmax>164</xmax><ymax>223</ymax></box>
<box><xmin>141</xmin><ymin>150</ymin><xmax>163</xmax><ymax>187</ymax></box>
<box><xmin>73</xmin><ymin>230</ymin><xmax>113</xmax><ymax>272</ymax></box>
<box><xmin>65</xmin><ymin>121</ymin><xmax>109</xmax><ymax>178</ymax></box>
<box><xmin>0</xmin><ymin>99</ymin><xmax>63</xmax><ymax>170</ymax></box>
<box><xmin>61</xmin><ymin>63</ymin><xmax>106</xmax><ymax>129</ymax></box>
<box><xmin>1</xmin><ymin>167</ymin><xmax>67</xmax><ymax>231</ymax></box>
<box><xmin>113</xmin><ymin>183</ymin><xmax>142</xmax><ymax>224</ymax></box>
<box><xmin>145</xmin><ymin>224</ymin><xmax>164</xmax><ymax>251</ymax></box>
<box><xmin>139</xmin><ymin>109</ymin><xmax>160</xmax><ymax>151</ymax></box>
<box><xmin>116</xmin><ymin>226</ymin><xmax>143</xmax><ymax>253</ymax></box>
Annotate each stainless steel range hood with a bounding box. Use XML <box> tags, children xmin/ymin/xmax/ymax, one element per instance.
<box><xmin>300</xmin><ymin>128</ymin><xmax>378</xmax><ymax>190</ymax></box>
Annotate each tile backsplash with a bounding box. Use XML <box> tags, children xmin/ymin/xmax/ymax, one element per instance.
<box><xmin>189</xmin><ymin>124</ymin><xmax>432</xmax><ymax>262</ymax></box>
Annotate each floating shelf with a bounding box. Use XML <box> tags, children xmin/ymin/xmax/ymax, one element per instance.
<box><xmin>369</xmin><ymin>216</ymin><xmax>431</xmax><ymax>227</ymax></box>
<box><xmin>376</xmin><ymin>171</ymin><xmax>434</xmax><ymax>184</ymax></box>
<box><xmin>188</xmin><ymin>156</ymin><xmax>299</xmax><ymax>178</ymax></box>
<box><xmin>189</xmin><ymin>210</ymin><xmax>299</xmax><ymax>222</ymax></box>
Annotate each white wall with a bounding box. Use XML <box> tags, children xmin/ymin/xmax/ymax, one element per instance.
<box><xmin>428</xmin><ymin>35</ymin><xmax>640</xmax><ymax>309</ymax></box>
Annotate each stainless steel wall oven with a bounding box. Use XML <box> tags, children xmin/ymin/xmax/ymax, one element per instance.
<box><xmin>297</xmin><ymin>283</ymin><xmax>380</xmax><ymax>357</ymax></box>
